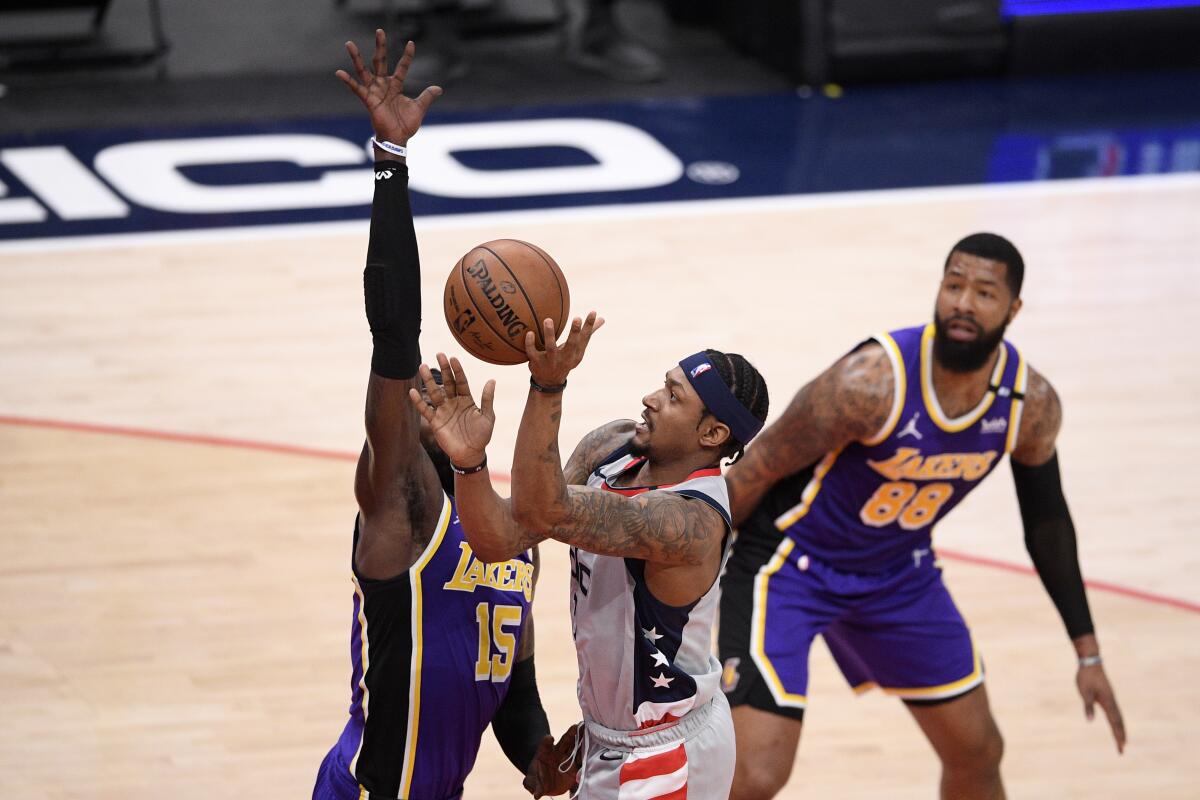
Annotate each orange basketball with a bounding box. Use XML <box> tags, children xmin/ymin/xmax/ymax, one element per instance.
<box><xmin>443</xmin><ymin>239</ymin><xmax>570</xmax><ymax>365</ymax></box>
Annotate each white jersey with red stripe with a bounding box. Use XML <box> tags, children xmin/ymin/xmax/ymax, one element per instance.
<box><xmin>571</xmin><ymin>445</ymin><xmax>732</xmax><ymax>732</ymax></box>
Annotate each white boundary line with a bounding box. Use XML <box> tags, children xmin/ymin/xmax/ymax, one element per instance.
<box><xmin>2</xmin><ymin>172</ymin><xmax>1198</xmax><ymax>254</ymax></box>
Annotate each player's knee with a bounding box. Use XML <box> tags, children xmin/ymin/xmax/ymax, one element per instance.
<box><xmin>945</xmin><ymin>720</ymin><xmax>1004</xmax><ymax>773</ymax></box>
<box><xmin>730</xmin><ymin>755</ymin><xmax>792</xmax><ymax>800</ymax></box>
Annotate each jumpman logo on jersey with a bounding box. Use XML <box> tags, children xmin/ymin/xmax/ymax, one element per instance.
<box><xmin>897</xmin><ymin>412</ymin><xmax>924</xmax><ymax>440</ymax></box>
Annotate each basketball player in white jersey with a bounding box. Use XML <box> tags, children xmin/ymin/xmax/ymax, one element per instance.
<box><xmin>409</xmin><ymin>316</ymin><xmax>770</xmax><ymax>799</ymax></box>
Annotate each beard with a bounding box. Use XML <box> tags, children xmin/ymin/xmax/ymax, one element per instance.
<box><xmin>933</xmin><ymin>310</ymin><xmax>1009</xmax><ymax>373</ymax></box>
<box><xmin>627</xmin><ymin>436</ymin><xmax>650</xmax><ymax>458</ymax></box>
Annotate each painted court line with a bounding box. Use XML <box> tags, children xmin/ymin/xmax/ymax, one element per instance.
<box><xmin>3</xmin><ymin>413</ymin><xmax>1198</xmax><ymax>616</ymax></box>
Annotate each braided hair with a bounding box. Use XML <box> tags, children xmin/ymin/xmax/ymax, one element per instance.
<box><xmin>703</xmin><ymin>349</ymin><xmax>769</xmax><ymax>464</ymax></box>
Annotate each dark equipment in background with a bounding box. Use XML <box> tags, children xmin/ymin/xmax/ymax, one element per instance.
<box><xmin>687</xmin><ymin>0</ymin><xmax>1200</xmax><ymax>85</ymax></box>
<box><xmin>0</xmin><ymin>0</ymin><xmax>168</xmax><ymax>72</ymax></box>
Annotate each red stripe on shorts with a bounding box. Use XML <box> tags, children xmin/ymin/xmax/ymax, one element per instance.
<box><xmin>619</xmin><ymin>744</ymin><xmax>687</xmax><ymax>783</ymax></box>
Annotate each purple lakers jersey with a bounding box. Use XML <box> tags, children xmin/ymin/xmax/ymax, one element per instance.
<box><xmin>772</xmin><ymin>323</ymin><xmax>1027</xmax><ymax>573</ymax></box>
<box><xmin>328</xmin><ymin>494</ymin><xmax>534</xmax><ymax>800</ymax></box>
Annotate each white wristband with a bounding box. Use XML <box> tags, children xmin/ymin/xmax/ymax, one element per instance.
<box><xmin>1078</xmin><ymin>654</ymin><xmax>1103</xmax><ymax>667</ymax></box>
<box><xmin>370</xmin><ymin>137</ymin><xmax>408</xmax><ymax>158</ymax></box>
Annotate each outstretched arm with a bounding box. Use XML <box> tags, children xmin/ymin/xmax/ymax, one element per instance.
<box><xmin>725</xmin><ymin>342</ymin><xmax>894</xmax><ymax>525</ymax></box>
<box><xmin>338</xmin><ymin>31</ymin><xmax>445</xmax><ymax>579</ymax></box>
<box><xmin>506</xmin><ymin>316</ymin><xmax>726</xmax><ymax>567</ymax></box>
<box><xmin>1011</xmin><ymin>367</ymin><xmax>1125</xmax><ymax>754</ymax></box>
<box><xmin>409</xmin><ymin>355</ymin><xmax>546</xmax><ymax>563</ymax></box>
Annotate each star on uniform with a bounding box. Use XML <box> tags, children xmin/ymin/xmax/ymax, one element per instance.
<box><xmin>642</xmin><ymin>626</ymin><xmax>664</xmax><ymax>643</ymax></box>
<box><xmin>650</xmin><ymin>649</ymin><xmax>669</xmax><ymax>667</ymax></box>
<box><xmin>651</xmin><ymin>672</ymin><xmax>674</xmax><ymax>688</ymax></box>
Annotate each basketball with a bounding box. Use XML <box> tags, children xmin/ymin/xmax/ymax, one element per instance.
<box><xmin>443</xmin><ymin>239</ymin><xmax>570</xmax><ymax>365</ymax></box>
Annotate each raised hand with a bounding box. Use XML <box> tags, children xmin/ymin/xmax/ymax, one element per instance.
<box><xmin>1077</xmin><ymin>662</ymin><xmax>1126</xmax><ymax>754</ymax></box>
<box><xmin>408</xmin><ymin>354</ymin><xmax>496</xmax><ymax>468</ymax></box>
<box><xmin>523</xmin><ymin>312</ymin><xmax>605</xmax><ymax>389</ymax></box>
<box><xmin>522</xmin><ymin>722</ymin><xmax>583</xmax><ymax>798</ymax></box>
<box><xmin>336</xmin><ymin>29</ymin><xmax>443</xmax><ymax>146</ymax></box>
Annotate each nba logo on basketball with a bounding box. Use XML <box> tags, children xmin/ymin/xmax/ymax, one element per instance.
<box><xmin>452</xmin><ymin>308</ymin><xmax>477</xmax><ymax>334</ymax></box>
<box><xmin>690</xmin><ymin>363</ymin><xmax>712</xmax><ymax>379</ymax></box>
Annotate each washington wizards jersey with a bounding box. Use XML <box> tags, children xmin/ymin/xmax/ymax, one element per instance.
<box><xmin>571</xmin><ymin>446</ymin><xmax>732</xmax><ymax>732</ymax></box>
<box><xmin>328</xmin><ymin>495</ymin><xmax>534</xmax><ymax>800</ymax></box>
<box><xmin>763</xmin><ymin>323</ymin><xmax>1027</xmax><ymax>574</ymax></box>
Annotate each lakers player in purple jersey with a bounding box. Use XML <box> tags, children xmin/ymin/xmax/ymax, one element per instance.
<box><xmin>312</xmin><ymin>32</ymin><xmax>570</xmax><ymax>800</ymax></box>
<box><xmin>718</xmin><ymin>233</ymin><xmax>1126</xmax><ymax>800</ymax></box>
<box><xmin>411</xmin><ymin>326</ymin><xmax>769</xmax><ymax>799</ymax></box>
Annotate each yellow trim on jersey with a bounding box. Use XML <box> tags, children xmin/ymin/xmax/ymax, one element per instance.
<box><xmin>862</xmin><ymin>332</ymin><xmax>907</xmax><ymax>446</ymax></box>
<box><xmin>919</xmin><ymin>323</ymin><xmax>1007</xmax><ymax>433</ymax></box>
<box><xmin>774</xmin><ymin>450</ymin><xmax>842</xmax><ymax>530</ymax></box>
<box><xmin>1005</xmin><ymin>350</ymin><xmax>1028</xmax><ymax>454</ymax></box>
<box><xmin>348</xmin><ymin>574</ymin><xmax>371</xmax><ymax>778</ymax></box>
<box><xmin>398</xmin><ymin>494</ymin><xmax>454</xmax><ymax>799</ymax></box>
<box><xmin>750</xmin><ymin>537</ymin><xmax>807</xmax><ymax>708</ymax></box>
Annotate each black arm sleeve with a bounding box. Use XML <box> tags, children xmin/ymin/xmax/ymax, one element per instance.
<box><xmin>1011</xmin><ymin>453</ymin><xmax>1095</xmax><ymax>639</ymax></box>
<box><xmin>363</xmin><ymin>161</ymin><xmax>422</xmax><ymax>379</ymax></box>
<box><xmin>492</xmin><ymin>656</ymin><xmax>551</xmax><ymax>773</ymax></box>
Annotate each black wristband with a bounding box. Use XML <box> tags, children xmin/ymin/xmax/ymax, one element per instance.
<box><xmin>450</xmin><ymin>455</ymin><xmax>487</xmax><ymax>475</ymax></box>
<box><xmin>529</xmin><ymin>377</ymin><xmax>567</xmax><ymax>393</ymax></box>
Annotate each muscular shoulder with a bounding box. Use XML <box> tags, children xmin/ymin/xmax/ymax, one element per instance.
<box><xmin>563</xmin><ymin>419</ymin><xmax>636</xmax><ymax>485</ymax></box>
<box><xmin>1012</xmin><ymin>365</ymin><xmax>1061</xmax><ymax>466</ymax></box>
<box><xmin>807</xmin><ymin>341</ymin><xmax>896</xmax><ymax>444</ymax></box>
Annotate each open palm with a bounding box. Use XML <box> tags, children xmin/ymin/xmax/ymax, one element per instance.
<box><xmin>336</xmin><ymin>30</ymin><xmax>442</xmax><ymax>145</ymax></box>
<box><xmin>409</xmin><ymin>355</ymin><xmax>496</xmax><ymax>467</ymax></box>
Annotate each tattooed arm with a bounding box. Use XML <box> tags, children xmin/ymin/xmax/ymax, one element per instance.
<box><xmin>510</xmin><ymin>388</ymin><xmax>724</xmax><ymax>570</ymax></box>
<box><xmin>725</xmin><ymin>342</ymin><xmax>894</xmax><ymax>526</ymax></box>
<box><xmin>562</xmin><ymin>419</ymin><xmax>636</xmax><ymax>485</ymax></box>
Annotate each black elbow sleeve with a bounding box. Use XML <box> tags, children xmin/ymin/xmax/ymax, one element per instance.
<box><xmin>1012</xmin><ymin>453</ymin><xmax>1095</xmax><ymax>639</ymax></box>
<box><xmin>492</xmin><ymin>657</ymin><xmax>551</xmax><ymax>773</ymax></box>
<box><xmin>364</xmin><ymin>162</ymin><xmax>422</xmax><ymax>379</ymax></box>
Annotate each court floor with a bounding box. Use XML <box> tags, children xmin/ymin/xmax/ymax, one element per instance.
<box><xmin>2</xmin><ymin>174</ymin><xmax>1198</xmax><ymax>797</ymax></box>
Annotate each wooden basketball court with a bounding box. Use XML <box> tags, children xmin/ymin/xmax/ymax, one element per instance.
<box><xmin>2</xmin><ymin>174</ymin><xmax>1198</xmax><ymax>797</ymax></box>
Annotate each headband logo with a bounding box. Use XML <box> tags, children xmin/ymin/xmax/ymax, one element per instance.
<box><xmin>689</xmin><ymin>363</ymin><xmax>712</xmax><ymax>379</ymax></box>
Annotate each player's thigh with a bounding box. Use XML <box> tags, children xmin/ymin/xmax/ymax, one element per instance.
<box><xmin>824</xmin><ymin>565</ymin><xmax>981</xmax><ymax>699</ymax></box>
<box><xmin>906</xmin><ymin>683</ymin><xmax>1004</xmax><ymax>767</ymax></box>
<box><xmin>719</xmin><ymin>533</ymin><xmax>827</xmax><ymax>715</ymax></box>
<box><xmin>730</xmin><ymin>704</ymin><xmax>803</xmax><ymax>800</ymax></box>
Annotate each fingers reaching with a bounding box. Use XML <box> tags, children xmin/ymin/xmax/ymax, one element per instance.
<box><xmin>415</xmin><ymin>84</ymin><xmax>444</xmax><ymax>112</ymax></box>
<box><xmin>1099</xmin><ymin>693</ymin><xmax>1127</xmax><ymax>754</ymax></box>
<box><xmin>543</xmin><ymin>318</ymin><xmax>560</xmax><ymax>352</ymax></box>
<box><xmin>372</xmin><ymin>29</ymin><xmax>387</xmax><ymax>78</ymax></box>
<box><xmin>436</xmin><ymin>353</ymin><xmax>457</xmax><ymax>398</ymax></box>
<box><xmin>480</xmin><ymin>379</ymin><xmax>497</xmax><ymax>419</ymax></box>
<box><xmin>407</xmin><ymin>387</ymin><xmax>435</xmax><ymax>422</ymax></box>
<box><xmin>346</xmin><ymin>40</ymin><xmax>371</xmax><ymax>86</ymax></box>
<box><xmin>418</xmin><ymin>363</ymin><xmax>444</xmax><ymax>404</ymax></box>
<box><xmin>394</xmin><ymin>39</ymin><xmax>415</xmax><ymax>81</ymax></box>
<box><xmin>580</xmin><ymin>311</ymin><xmax>605</xmax><ymax>346</ymax></box>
